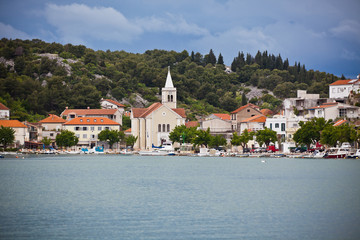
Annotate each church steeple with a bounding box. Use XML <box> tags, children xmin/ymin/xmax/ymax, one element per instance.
<box><xmin>162</xmin><ymin>66</ymin><xmax>177</xmax><ymax>108</ymax></box>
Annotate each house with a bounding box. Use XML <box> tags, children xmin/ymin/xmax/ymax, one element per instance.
<box><xmin>283</xmin><ymin>90</ymin><xmax>329</xmax><ymax>118</ymax></box>
<box><xmin>61</xmin><ymin>107</ymin><xmax>122</xmax><ymax>126</ymax></box>
<box><xmin>199</xmin><ymin>113</ymin><xmax>232</xmax><ymax>142</ymax></box>
<box><xmin>38</xmin><ymin>114</ymin><xmax>66</xmax><ymax>144</ymax></box>
<box><xmin>0</xmin><ymin>103</ymin><xmax>10</xmax><ymax>119</ymax></box>
<box><xmin>329</xmin><ymin>75</ymin><xmax>360</xmax><ymax>99</ymax></box>
<box><xmin>307</xmin><ymin>102</ymin><xmax>359</xmax><ymax>121</ymax></box>
<box><xmin>238</xmin><ymin>114</ymin><xmax>266</xmax><ymax>133</ymax></box>
<box><xmin>63</xmin><ymin>117</ymin><xmax>121</xmax><ymax>150</ymax></box>
<box><xmin>0</xmin><ymin>120</ymin><xmax>28</xmax><ymax>147</ymax></box>
<box><xmin>265</xmin><ymin>115</ymin><xmax>286</xmax><ymax>139</ymax></box>
<box><xmin>100</xmin><ymin>98</ymin><xmax>125</xmax><ymax>113</ymax></box>
<box><xmin>185</xmin><ymin>121</ymin><xmax>199</xmax><ymax>128</ymax></box>
<box><xmin>131</xmin><ymin>67</ymin><xmax>186</xmax><ymax>150</ymax></box>
<box><xmin>333</xmin><ymin>119</ymin><xmax>348</xmax><ymax>126</ymax></box>
<box><xmin>231</xmin><ymin>103</ymin><xmax>262</xmax><ymax>132</ymax></box>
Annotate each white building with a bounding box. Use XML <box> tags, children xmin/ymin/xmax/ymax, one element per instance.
<box><xmin>63</xmin><ymin>117</ymin><xmax>121</xmax><ymax>150</ymax></box>
<box><xmin>0</xmin><ymin>120</ymin><xmax>28</xmax><ymax>147</ymax></box>
<box><xmin>0</xmin><ymin>103</ymin><xmax>10</xmax><ymax>120</ymax></box>
<box><xmin>283</xmin><ymin>90</ymin><xmax>328</xmax><ymax>118</ymax></box>
<box><xmin>100</xmin><ymin>98</ymin><xmax>125</xmax><ymax>114</ymax></box>
<box><xmin>307</xmin><ymin>102</ymin><xmax>360</xmax><ymax>121</ymax></box>
<box><xmin>329</xmin><ymin>75</ymin><xmax>360</xmax><ymax>99</ymax></box>
<box><xmin>131</xmin><ymin>67</ymin><xmax>186</xmax><ymax>150</ymax></box>
<box><xmin>61</xmin><ymin>107</ymin><xmax>123</xmax><ymax>126</ymax></box>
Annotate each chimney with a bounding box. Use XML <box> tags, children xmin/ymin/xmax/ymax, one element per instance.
<box><xmin>66</xmin><ymin>106</ymin><xmax>68</xmax><ymax>109</ymax></box>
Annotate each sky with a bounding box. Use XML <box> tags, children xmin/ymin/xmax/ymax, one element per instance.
<box><xmin>0</xmin><ymin>0</ymin><xmax>359</xmax><ymax>78</ymax></box>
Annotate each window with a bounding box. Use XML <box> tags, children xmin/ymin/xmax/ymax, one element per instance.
<box><xmin>158</xmin><ymin>124</ymin><xmax>161</xmax><ymax>132</ymax></box>
<box><xmin>98</xmin><ymin>127</ymin><xmax>102</xmax><ymax>131</ymax></box>
<box><xmin>75</xmin><ymin>127</ymin><xmax>80</xmax><ymax>131</ymax></box>
<box><xmin>339</xmin><ymin>109</ymin><xmax>347</xmax><ymax>117</ymax></box>
<box><xmin>281</xmin><ymin>123</ymin><xmax>285</xmax><ymax>131</ymax></box>
<box><xmin>83</xmin><ymin>127</ymin><xmax>88</xmax><ymax>131</ymax></box>
<box><xmin>83</xmin><ymin>134</ymin><xmax>87</xmax><ymax>139</ymax></box>
<box><xmin>80</xmin><ymin>119</ymin><xmax>83</xmax><ymax>122</ymax></box>
<box><xmin>76</xmin><ymin>134</ymin><xmax>80</xmax><ymax>138</ymax></box>
<box><xmin>91</xmin><ymin>134</ymin><xmax>95</xmax><ymax>139</ymax></box>
<box><xmin>162</xmin><ymin>124</ymin><xmax>166</xmax><ymax>132</ymax></box>
<box><xmin>50</xmin><ymin>133</ymin><xmax>54</xmax><ymax>137</ymax></box>
<box><xmin>275</xmin><ymin>123</ymin><xmax>279</xmax><ymax>128</ymax></box>
<box><xmin>171</xmin><ymin>95</ymin><xmax>173</xmax><ymax>102</ymax></box>
<box><xmin>168</xmin><ymin>95</ymin><xmax>171</xmax><ymax>102</ymax></box>
<box><xmin>247</xmin><ymin>109</ymin><xmax>250</xmax><ymax>112</ymax></box>
<box><xmin>94</xmin><ymin>119</ymin><xmax>97</xmax><ymax>122</ymax></box>
<box><xmin>270</xmin><ymin>123</ymin><xmax>272</xmax><ymax>130</ymax></box>
<box><xmin>70</xmin><ymin>114</ymin><xmax>75</xmax><ymax>119</ymax></box>
<box><xmin>91</xmin><ymin>127</ymin><xmax>94</xmax><ymax>131</ymax></box>
<box><xmin>105</xmin><ymin>127</ymin><xmax>110</xmax><ymax>130</ymax></box>
<box><xmin>87</xmin><ymin>119</ymin><xmax>90</xmax><ymax>122</ymax></box>
<box><xmin>167</xmin><ymin>124</ymin><xmax>170</xmax><ymax>132</ymax></box>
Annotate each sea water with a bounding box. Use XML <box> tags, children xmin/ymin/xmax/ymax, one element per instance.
<box><xmin>0</xmin><ymin>154</ymin><xmax>360</xmax><ymax>240</ymax></box>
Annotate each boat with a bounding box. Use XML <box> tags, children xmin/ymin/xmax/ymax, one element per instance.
<box><xmin>347</xmin><ymin>149</ymin><xmax>360</xmax><ymax>159</ymax></box>
<box><xmin>311</xmin><ymin>150</ymin><xmax>326</xmax><ymax>158</ymax></box>
<box><xmin>323</xmin><ymin>147</ymin><xmax>351</xmax><ymax>159</ymax></box>
<box><xmin>138</xmin><ymin>150</ymin><xmax>169</xmax><ymax>156</ymax></box>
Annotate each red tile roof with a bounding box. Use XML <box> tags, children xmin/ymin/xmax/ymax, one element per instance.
<box><xmin>0</xmin><ymin>120</ymin><xmax>27</xmax><ymax>128</ymax></box>
<box><xmin>309</xmin><ymin>102</ymin><xmax>338</xmax><ymax>109</ymax></box>
<box><xmin>132</xmin><ymin>102</ymin><xmax>186</xmax><ymax>118</ymax></box>
<box><xmin>124</xmin><ymin>128</ymin><xmax>131</xmax><ymax>132</ymax></box>
<box><xmin>231</xmin><ymin>103</ymin><xmax>259</xmax><ymax>114</ymax></box>
<box><xmin>102</xmin><ymin>99</ymin><xmax>125</xmax><ymax>107</ymax></box>
<box><xmin>260</xmin><ymin>109</ymin><xmax>274</xmax><ymax>116</ymax></box>
<box><xmin>0</xmin><ymin>103</ymin><xmax>9</xmax><ymax>110</ymax></box>
<box><xmin>329</xmin><ymin>79</ymin><xmax>359</xmax><ymax>86</ymax></box>
<box><xmin>62</xmin><ymin>108</ymin><xmax>118</xmax><ymax>116</ymax></box>
<box><xmin>333</xmin><ymin>119</ymin><xmax>348</xmax><ymax>126</ymax></box>
<box><xmin>38</xmin><ymin>114</ymin><xmax>66</xmax><ymax>123</ymax></box>
<box><xmin>185</xmin><ymin>121</ymin><xmax>199</xmax><ymax>128</ymax></box>
<box><xmin>64</xmin><ymin>117</ymin><xmax>120</xmax><ymax>125</ymax></box>
<box><xmin>172</xmin><ymin>108</ymin><xmax>186</xmax><ymax>118</ymax></box>
<box><xmin>240</xmin><ymin>115</ymin><xmax>266</xmax><ymax>123</ymax></box>
<box><xmin>213</xmin><ymin>113</ymin><xmax>231</xmax><ymax>120</ymax></box>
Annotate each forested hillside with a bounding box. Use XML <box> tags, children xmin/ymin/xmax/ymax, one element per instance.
<box><xmin>0</xmin><ymin>38</ymin><xmax>339</xmax><ymax>122</ymax></box>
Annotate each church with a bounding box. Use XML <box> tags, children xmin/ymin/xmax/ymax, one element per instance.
<box><xmin>131</xmin><ymin>67</ymin><xmax>187</xmax><ymax>150</ymax></box>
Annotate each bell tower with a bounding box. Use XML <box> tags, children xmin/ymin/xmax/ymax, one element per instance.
<box><xmin>162</xmin><ymin>66</ymin><xmax>177</xmax><ymax>109</ymax></box>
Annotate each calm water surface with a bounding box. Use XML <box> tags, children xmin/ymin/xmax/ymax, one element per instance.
<box><xmin>1</xmin><ymin>154</ymin><xmax>360</xmax><ymax>239</ymax></box>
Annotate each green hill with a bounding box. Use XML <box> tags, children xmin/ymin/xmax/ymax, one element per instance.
<box><xmin>0</xmin><ymin>38</ymin><xmax>339</xmax><ymax>122</ymax></box>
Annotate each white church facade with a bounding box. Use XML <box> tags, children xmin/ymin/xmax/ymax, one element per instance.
<box><xmin>131</xmin><ymin>67</ymin><xmax>186</xmax><ymax>150</ymax></box>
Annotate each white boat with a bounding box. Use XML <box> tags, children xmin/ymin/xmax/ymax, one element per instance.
<box><xmin>323</xmin><ymin>147</ymin><xmax>350</xmax><ymax>159</ymax></box>
<box><xmin>347</xmin><ymin>149</ymin><xmax>360</xmax><ymax>159</ymax></box>
<box><xmin>138</xmin><ymin>150</ymin><xmax>169</xmax><ymax>156</ymax></box>
<box><xmin>311</xmin><ymin>150</ymin><xmax>326</xmax><ymax>158</ymax></box>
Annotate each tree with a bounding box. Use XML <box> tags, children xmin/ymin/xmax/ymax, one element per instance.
<box><xmin>0</xmin><ymin>126</ymin><xmax>15</xmax><ymax>149</ymax></box>
<box><xmin>231</xmin><ymin>130</ymin><xmax>254</xmax><ymax>152</ymax></box>
<box><xmin>204</xmin><ymin>49</ymin><xmax>216</xmax><ymax>65</ymax></box>
<box><xmin>241</xmin><ymin>92</ymin><xmax>247</xmax><ymax>106</ymax></box>
<box><xmin>192</xmin><ymin>128</ymin><xmax>212</xmax><ymax>148</ymax></box>
<box><xmin>56</xmin><ymin>130</ymin><xmax>78</xmax><ymax>149</ymax></box>
<box><xmin>217</xmin><ymin>53</ymin><xmax>224</xmax><ymax>65</ymax></box>
<box><xmin>255</xmin><ymin>128</ymin><xmax>277</xmax><ymax>148</ymax></box>
<box><xmin>41</xmin><ymin>137</ymin><xmax>52</xmax><ymax>148</ymax></box>
<box><xmin>169</xmin><ymin>125</ymin><xmax>197</xmax><ymax>144</ymax></box>
<box><xmin>98</xmin><ymin>129</ymin><xmax>124</xmax><ymax>149</ymax></box>
<box><xmin>209</xmin><ymin>135</ymin><xmax>227</xmax><ymax>149</ymax></box>
<box><xmin>294</xmin><ymin>118</ymin><xmax>331</xmax><ymax>150</ymax></box>
<box><xmin>125</xmin><ymin>135</ymin><xmax>138</xmax><ymax>149</ymax></box>
<box><xmin>321</xmin><ymin>123</ymin><xmax>357</xmax><ymax>147</ymax></box>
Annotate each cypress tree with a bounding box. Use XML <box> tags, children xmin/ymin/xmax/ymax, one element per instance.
<box><xmin>241</xmin><ymin>92</ymin><xmax>247</xmax><ymax>106</ymax></box>
<box><xmin>217</xmin><ymin>53</ymin><xmax>224</xmax><ymax>65</ymax></box>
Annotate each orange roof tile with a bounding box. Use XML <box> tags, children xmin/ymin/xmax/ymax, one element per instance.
<box><xmin>64</xmin><ymin>117</ymin><xmax>120</xmax><ymax>125</ymax></box>
<box><xmin>172</xmin><ymin>108</ymin><xmax>186</xmax><ymax>118</ymax></box>
<box><xmin>0</xmin><ymin>120</ymin><xmax>27</xmax><ymax>128</ymax></box>
<box><xmin>38</xmin><ymin>114</ymin><xmax>66</xmax><ymax>123</ymax></box>
<box><xmin>124</xmin><ymin>128</ymin><xmax>131</xmax><ymax>132</ymax></box>
<box><xmin>240</xmin><ymin>115</ymin><xmax>266</xmax><ymax>123</ymax></box>
<box><xmin>0</xmin><ymin>103</ymin><xmax>9</xmax><ymax>110</ymax></box>
<box><xmin>102</xmin><ymin>99</ymin><xmax>125</xmax><ymax>107</ymax></box>
<box><xmin>185</xmin><ymin>121</ymin><xmax>199</xmax><ymax>128</ymax></box>
<box><xmin>329</xmin><ymin>79</ymin><xmax>358</xmax><ymax>86</ymax></box>
<box><xmin>260</xmin><ymin>109</ymin><xmax>274</xmax><ymax>116</ymax></box>
<box><xmin>62</xmin><ymin>108</ymin><xmax>118</xmax><ymax>116</ymax></box>
<box><xmin>309</xmin><ymin>103</ymin><xmax>338</xmax><ymax>109</ymax></box>
<box><xmin>213</xmin><ymin>113</ymin><xmax>231</xmax><ymax>120</ymax></box>
<box><xmin>231</xmin><ymin>103</ymin><xmax>260</xmax><ymax>114</ymax></box>
<box><xmin>333</xmin><ymin>119</ymin><xmax>348</xmax><ymax>126</ymax></box>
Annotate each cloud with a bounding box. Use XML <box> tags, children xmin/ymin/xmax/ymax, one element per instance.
<box><xmin>330</xmin><ymin>19</ymin><xmax>360</xmax><ymax>43</ymax></box>
<box><xmin>44</xmin><ymin>3</ymin><xmax>143</xmax><ymax>45</ymax></box>
<box><xmin>0</xmin><ymin>22</ymin><xmax>31</xmax><ymax>39</ymax></box>
<box><xmin>43</xmin><ymin>3</ymin><xmax>209</xmax><ymax>46</ymax></box>
<box><xmin>136</xmin><ymin>13</ymin><xmax>209</xmax><ymax>36</ymax></box>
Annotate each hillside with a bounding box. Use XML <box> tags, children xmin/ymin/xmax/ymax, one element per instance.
<box><xmin>0</xmin><ymin>38</ymin><xmax>339</xmax><ymax>122</ymax></box>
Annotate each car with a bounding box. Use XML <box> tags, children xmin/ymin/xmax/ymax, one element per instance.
<box><xmin>254</xmin><ymin>147</ymin><xmax>267</xmax><ymax>153</ymax></box>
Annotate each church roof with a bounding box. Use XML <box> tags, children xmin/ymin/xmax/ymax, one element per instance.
<box><xmin>132</xmin><ymin>102</ymin><xmax>186</xmax><ymax>118</ymax></box>
<box><xmin>164</xmin><ymin>66</ymin><xmax>175</xmax><ymax>89</ymax></box>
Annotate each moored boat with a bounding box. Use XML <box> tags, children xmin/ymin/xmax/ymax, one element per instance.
<box><xmin>323</xmin><ymin>147</ymin><xmax>350</xmax><ymax>159</ymax></box>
